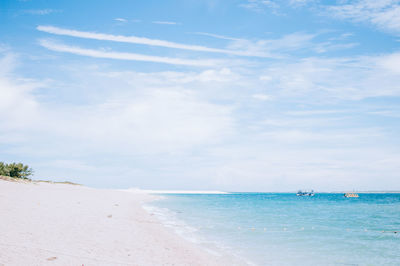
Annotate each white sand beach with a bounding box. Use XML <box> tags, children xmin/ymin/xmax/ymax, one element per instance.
<box><xmin>0</xmin><ymin>179</ymin><xmax>240</xmax><ymax>265</ymax></box>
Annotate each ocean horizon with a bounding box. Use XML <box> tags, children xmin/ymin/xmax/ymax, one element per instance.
<box><xmin>146</xmin><ymin>192</ymin><xmax>400</xmax><ymax>265</ymax></box>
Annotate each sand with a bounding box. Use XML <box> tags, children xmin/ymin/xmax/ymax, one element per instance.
<box><xmin>0</xmin><ymin>180</ymin><xmax>241</xmax><ymax>265</ymax></box>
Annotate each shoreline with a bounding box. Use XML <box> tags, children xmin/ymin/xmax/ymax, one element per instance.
<box><xmin>0</xmin><ymin>179</ymin><xmax>242</xmax><ymax>265</ymax></box>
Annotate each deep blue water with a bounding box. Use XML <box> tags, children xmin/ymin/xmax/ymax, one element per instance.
<box><xmin>147</xmin><ymin>193</ymin><xmax>400</xmax><ymax>265</ymax></box>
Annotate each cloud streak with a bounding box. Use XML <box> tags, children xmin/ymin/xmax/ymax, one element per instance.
<box><xmin>114</xmin><ymin>18</ymin><xmax>127</xmax><ymax>22</ymax></box>
<box><xmin>23</xmin><ymin>9</ymin><xmax>59</xmax><ymax>15</ymax></box>
<box><xmin>36</xmin><ymin>25</ymin><xmax>268</xmax><ymax>57</ymax></box>
<box><xmin>152</xmin><ymin>21</ymin><xmax>179</xmax><ymax>25</ymax></box>
<box><xmin>192</xmin><ymin>32</ymin><xmax>244</xmax><ymax>41</ymax></box>
<box><xmin>38</xmin><ymin>39</ymin><xmax>218</xmax><ymax>66</ymax></box>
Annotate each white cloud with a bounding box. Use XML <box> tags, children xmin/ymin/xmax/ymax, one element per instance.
<box><xmin>100</xmin><ymin>67</ymin><xmax>238</xmax><ymax>85</ymax></box>
<box><xmin>45</xmin><ymin>88</ymin><xmax>234</xmax><ymax>154</ymax></box>
<box><xmin>124</xmin><ymin>90</ymin><xmax>228</xmax><ymax>147</ymax></box>
<box><xmin>192</xmin><ymin>32</ymin><xmax>243</xmax><ymax>41</ymax></box>
<box><xmin>225</xmin><ymin>32</ymin><xmax>316</xmax><ymax>57</ymax></box>
<box><xmin>22</xmin><ymin>9</ymin><xmax>58</xmax><ymax>15</ymax></box>
<box><xmin>0</xmin><ymin>53</ymin><xmax>235</xmax><ymax>154</ymax></box>
<box><xmin>376</xmin><ymin>52</ymin><xmax>400</xmax><ymax>73</ymax></box>
<box><xmin>0</xmin><ymin>53</ymin><xmax>237</xmax><ymax>186</ymax></box>
<box><xmin>313</xmin><ymin>42</ymin><xmax>358</xmax><ymax>53</ymax></box>
<box><xmin>43</xmin><ymin>160</ymin><xmax>96</xmax><ymax>172</ymax></box>
<box><xmin>326</xmin><ymin>0</ymin><xmax>400</xmax><ymax>34</ymax></box>
<box><xmin>152</xmin><ymin>21</ymin><xmax>179</xmax><ymax>25</ymax></box>
<box><xmin>39</xmin><ymin>39</ymin><xmax>219</xmax><ymax>66</ymax></box>
<box><xmin>285</xmin><ymin>110</ymin><xmax>348</xmax><ymax>117</ymax></box>
<box><xmin>241</xmin><ymin>0</ymin><xmax>400</xmax><ymax>35</ymax></box>
<box><xmin>240</xmin><ymin>0</ymin><xmax>315</xmax><ymax>12</ymax></box>
<box><xmin>289</xmin><ymin>0</ymin><xmax>314</xmax><ymax>7</ymax></box>
<box><xmin>226</xmin><ymin>31</ymin><xmax>357</xmax><ymax>56</ymax></box>
<box><xmin>252</xmin><ymin>94</ymin><xmax>272</xmax><ymax>100</ymax></box>
<box><xmin>3</xmin><ymin>39</ymin><xmax>400</xmax><ymax>189</ymax></box>
<box><xmin>197</xmin><ymin>31</ymin><xmax>349</xmax><ymax>57</ymax></box>
<box><xmin>37</xmin><ymin>25</ymin><xmax>267</xmax><ymax>57</ymax></box>
<box><xmin>208</xmin><ymin>147</ymin><xmax>400</xmax><ymax>191</ymax></box>
<box><xmin>114</xmin><ymin>18</ymin><xmax>127</xmax><ymax>22</ymax></box>
<box><xmin>37</xmin><ymin>26</ymin><xmax>356</xmax><ymax>60</ymax></box>
<box><xmin>0</xmin><ymin>54</ymin><xmax>41</xmax><ymax>132</ymax></box>
<box><xmin>257</xmin><ymin>55</ymin><xmax>400</xmax><ymax>100</ymax></box>
<box><xmin>240</xmin><ymin>0</ymin><xmax>280</xmax><ymax>12</ymax></box>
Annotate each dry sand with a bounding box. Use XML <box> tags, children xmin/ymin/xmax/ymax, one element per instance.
<box><xmin>0</xmin><ymin>180</ymin><xmax>242</xmax><ymax>265</ymax></box>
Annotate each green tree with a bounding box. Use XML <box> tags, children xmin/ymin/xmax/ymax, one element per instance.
<box><xmin>0</xmin><ymin>162</ymin><xmax>33</xmax><ymax>179</ymax></box>
<box><xmin>0</xmin><ymin>162</ymin><xmax>9</xmax><ymax>176</ymax></box>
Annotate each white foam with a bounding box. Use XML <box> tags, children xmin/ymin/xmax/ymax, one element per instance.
<box><xmin>142</xmin><ymin>200</ymin><xmax>254</xmax><ymax>265</ymax></box>
<box><xmin>142</xmin><ymin>204</ymin><xmax>200</xmax><ymax>242</ymax></box>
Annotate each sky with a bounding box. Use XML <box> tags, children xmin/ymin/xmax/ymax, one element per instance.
<box><xmin>1</xmin><ymin>0</ymin><xmax>400</xmax><ymax>191</ymax></box>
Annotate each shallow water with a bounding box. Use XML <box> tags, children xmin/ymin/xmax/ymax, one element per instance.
<box><xmin>148</xmin><ymin>193</ymin><xmax>400</xmax><ymax>265</ymax></box>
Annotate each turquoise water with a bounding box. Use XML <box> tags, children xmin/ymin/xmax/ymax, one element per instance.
<box><xmin>148</xmin><ymin>193</ymin><xmax>400</xmax><ymax>265</ymax></box>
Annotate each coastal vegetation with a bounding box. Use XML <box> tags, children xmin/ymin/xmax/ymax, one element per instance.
<box><xmin>0</xmin><ymin>162</ymin><xmax>80</xmax><ymax>185</ymax></box>
<box><xmin>0</xmin><ymin>162</ymin><xmax>33</xmax><ymax>180</ymax></box>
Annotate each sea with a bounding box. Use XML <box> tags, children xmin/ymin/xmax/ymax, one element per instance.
<box><xmin>144</xmin><ymin>193</ymin><xmax>400</xmax><ymax>265</ymax></box>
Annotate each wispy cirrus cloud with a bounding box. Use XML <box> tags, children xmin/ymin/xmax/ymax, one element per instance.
<box><xmin>195</xmin><ymin>30</ymin><xmax>356</xmax><ymax>55</ymax></box>
<box><xmin>326</xmin><ymin>0</ymin><xmax>400</xmax><ymax>35</ymax></box>
<box><xmin>226</xmin><ymin>32</ymin><xmax>316</xmax><ymax>54</ymax></box>
<box><xmin>240</xmin><ymin>0</ymin><xmax>279</xmax><ymax>12</ymax></box>
<box><xmin>257</xmin><ymin>54</ymin><xmax>400</xmax><ymax>100</ymax></box>
<box><xmin>114</xmin><ymin>18</ymin><xmax>128</xmax><ymax>22</ymax></box>
<box><xmin>37</xmin><ymin>25</ymin><xmax>355</xmax><ymax>59</ymax></box>
<box><xmin>36</xmin><ymin>25</ymin><xmax>270</xmax><ymax>57</ymax></box>
<box><xmin>239</xmin><ymin>0</ymin><xmax>313</xmax><ymax>13</ymax></box>
<box><xmin>240</xmin><ymin>0</ymin><xmax>400</xmax><ymax>35</ymax></box>
<box><xmin>152</xmin><ymin>21</ymin><xmax>180</xmax><ymax>25</ymax></box>
<box><xmin>22</xmin><ymin>9</ymin><xmax>60</xmax><ymax>15</ymax></box>
<box><xmin>38</xmin><ymin>39</ymin><xmax>219</xmax><ymax>66</ymax></box>
<box><xmin>192</xmin><ymin>32</ymin><xmax>243</xmax><ymax>41</ymax></box>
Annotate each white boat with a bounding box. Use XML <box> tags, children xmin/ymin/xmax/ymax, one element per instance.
<box><xmin>344</xmin><ymin>193</ymin><xmax>359</xmax><ymax>198</ymax></box>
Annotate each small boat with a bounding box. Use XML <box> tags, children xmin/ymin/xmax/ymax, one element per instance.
<box><xmin>297</xmin><ymin>190</ymin><xmax>315</xmax><ymax>197</ymax></box>
<box><xmin>344</xmin><ymin>193</ymin><xmax>359</xmax><ymax>198</ymax></box>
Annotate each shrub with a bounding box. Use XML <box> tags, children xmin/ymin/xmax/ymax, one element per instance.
<box><xmin>0</xmin><ymin>162</ymin><xmax>8</xmax><ymax>176</ymax></box>
<box><xmin>0</xmin><ymin>162</ymin><xmax>33</xmax><ymax>179</ymax></box>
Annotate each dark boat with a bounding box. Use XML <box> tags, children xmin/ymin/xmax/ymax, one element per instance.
<box><xmin>297</xmin><ymin>190</ymin><xmax>315</xmax><ymax>196</ymax></box>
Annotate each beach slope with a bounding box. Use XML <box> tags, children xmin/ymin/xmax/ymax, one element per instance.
<box><xmin>0</xmin><ymin>180</ymin><xmax>235</xmax><ymax>265</ymax></box>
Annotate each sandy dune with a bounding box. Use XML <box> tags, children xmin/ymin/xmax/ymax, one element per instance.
<box><xmin>0</xmin><ymin>180</ymin><xmax>238</xmax><ymax>265</ymax></box>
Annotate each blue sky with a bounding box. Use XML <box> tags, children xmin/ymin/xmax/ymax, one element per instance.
<box><xmin>1</xmin><ymin>0</ymin><xmax>400</xmax><ymax>191</ymax></box>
